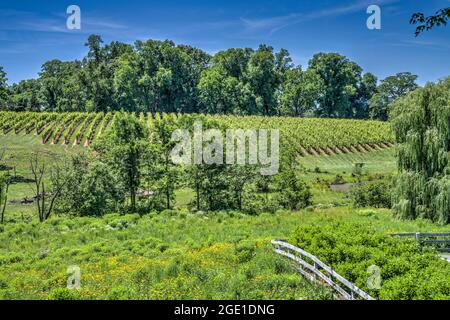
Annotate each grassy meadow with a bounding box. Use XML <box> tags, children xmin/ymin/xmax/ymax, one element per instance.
<box><xmin>1</xmin><ymin>133</ymin><xmax>449</xmax><ymax>300</ymax></box>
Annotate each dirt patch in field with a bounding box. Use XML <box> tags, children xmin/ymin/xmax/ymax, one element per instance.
<box><xmin>330</xmin><ymin>183</ymin><xmax>354</xmax><ymax>192</ymax></box>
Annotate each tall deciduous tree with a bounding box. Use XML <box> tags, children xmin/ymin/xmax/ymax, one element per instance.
<box><xmin>39</xmin><ymin>60</ymin><xmax>86</xmax><ymax>111</ymax></box>
<box><xmin>369</xmin><ymin>72</ymin><xmax>418</xmax><ymax>121</ymax></box>
<box><xmin>9</xmin><ymin>79</ymin><xmax>44</xmax><ymax>111</ymax></box>
<box><xmin>0</xmin><ymin>171</ymin><xmax>10</xmax><ymax>224</ymax></box>
<box><xmin>279</xmin><ymin>67</ymin><xmax>324</xmax><ymax>117</ymax></box>
<box><xmin>114</xmin><ymin>39</ymin><xmax>209</xmax><ymax>113</ymax></box>
<box><xmin>391</xmin><ymin>78</ymin><xmax>450</xmax><ymax>224</ymax></box>
<box><xmin>198</xmin><ymin>66</ymin><xmax>243</xmax><ymax>114</ymax></box>
<box><xmin>246</xmin><ymin>45</ymin><xmax>281</xmax><ymax>116</ymax></box>
<box><xmin>199</xmin><ymin>45</ymin><xmax>291</xmax><ymax>116</ymax></box>
<box><xmin>212</xmin><ymin>48</ymin><xmax>253</xmax><ymax>80</ymax></box>
<box><xmin>353</xmin><ymin>72</ymin><xmax>378</xmax><ymax>119</ymax></box>
<box><xmin>308</xmin><ymin>53</ymin><xmax>363</xmax><ymax>118</ymax></box>
<box><xmin>0</xmin><ymin>66</ymin><xmax>9</xmax><ymax>110</ymax></box>
<box><xmin>94</xmin><ymin>112</ymin><xmax>149</xmax><ymax>211</ymax></box>
<box><xmin>81</xmin><ymin>35</ymin><xmax>133</xmax><ymax>112</ymax></box>
<box><xmin>198</xmin><ymin>48</ymin><xmax>257</xmax><ymax>115</ymax></box>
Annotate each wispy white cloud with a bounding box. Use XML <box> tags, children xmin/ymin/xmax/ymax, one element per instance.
<box><xmin>394</xmin><ymin>39</ymin><xmax>450</xmax><ymax>51</ymax></box>
<box><xmin>84</xmin><ymin>19</ymin><xmax>127</xmax><ymax>30</ymax></box>
<box><xmin>19</xmin><ymin>18</ymin><xmax>70</xmax><ymax>33</ymax></box>
<box><xmin>241</xmin><ymin>13</ymin><xmax>303</xmax><ymax>35</ymax></box>
<box><xmin>0</xmin><ymin>9</ymin><xmax>129</xmax><ymax>35</ymax></box>
<box><xmin>240</xmin><ymin>0</ymin><xmax>399</xmax><ymax>35</ymax></box>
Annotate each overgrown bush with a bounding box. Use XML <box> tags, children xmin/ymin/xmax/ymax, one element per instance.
<box><xmin>274</xmin><ymin>169</ymin><xmax>312</xmax><ymax>210</ymax></box>
<box><xmin>55</xmin><ymin>154</ymin><xmax>123</xmax><ymax>217</ymax></box>
<box><xmin>241</xmin><ymin>185</ymin><xmax>277</xmax><ymax>215</ymax></box>
<box><xmin>350</xmin><ymin>180</ymin><xmax>392</xmax><ymax>208</ymax></box>
<box><xmin>289</xmin><ymin>220</ymin><xmax>450</xmax><ymax>300</ymax></box>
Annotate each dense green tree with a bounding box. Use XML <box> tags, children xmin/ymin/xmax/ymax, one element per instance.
<box><xmin>353</xmin><ymin>72</ymin><xmax>378</xmax><ymax>119</ymax></box>
<box><xmin>55</xmin><ymin>154</ymin><xmax>123</xmax><ymax>216</ymax></box>
<box><xmin>198</xmin><ymin>48</ymin><xmax>258</xmax><ymax>115</ymax></box>
<box><xmin>187</xmin><ymin>163</ymin><xmax>232</xmax><ymax>211</ymax></box>
<box><xmin>176</xmin><ymin>44</ymin><xmax>211</xmax><ymax>113</ymax></box>
<box><xmin>369</xmin><ymin>72</ymin><xmax>418</xmax><ymax>121</ymax></box>
<box><xmin>198</xmin><ymin>66</ymin><xmax>244</xmax><ymax>114</ymax></box>
<box><xmin>212</xmin><ymin>48</ymin><xmax>253</xmax><ymax>80</ymax></box>
<box><xmin>308</xmin><ymin>53</ymin><xmax>363</xmax><ymax>118</ymax></box>
<box><xmin>151</xmin><ymin>114</ymin><xmax>180</xmax><ymax>209</ymax></box>
<box><xmin>227</xmin><ymin>165</ymin><xmax>258</xmax><ymax>211</ymax></box>
<box><xmin>9</xmin><ymin>79</ymin><xmax>44</xmax><ymax>111</ymax></box>
<box><xmin>279</xmin><ymin>67</ymin><xmax>324</xmax><ymax>117</ymax></box>
<box><xmin>245</xmin><ymin>45</ymin><xmax>281</xmax><ymax>116</ymax></box>
<box><xmin>81</xmin><ymin>35</ymin><xmax>133</xmax><ymax>112</ymax></box>
<box><xmin>0</xmin><ymin>66</ymin><xmax>9</xmax><ymax>110</ymax></box>
<box><xmin>94</xmin><ymin>112</ymin><xmax>149</xmax><ymax>211</ymax></box>
<box><xmin>115</xmin><ymin>40</ymin><xmax>209</xmax><ymax>113</ymax></box>
<box><xmin>39</xmin><ymin>60</ymin><xmax>86</xmax><ymax>111</ymax></box>
<box><xmin>391</xmin><ymin>78</ymin><xmax>450</xmax><ymax>224</ymax></box>
<box><xmin>200</xmin><ymin>45</ymin><xmax>290</xmax><ymax>116</ymax></box>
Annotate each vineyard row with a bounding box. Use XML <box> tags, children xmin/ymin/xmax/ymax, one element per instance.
<box><xmin>0</xmin><ymin>112</ymin><xmax>395</xmax><ymax>156</ymax></box>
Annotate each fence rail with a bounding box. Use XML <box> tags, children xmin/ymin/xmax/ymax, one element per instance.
<box><xmin>390</xmin><ymin>233</ymin><xmax>450</xmax><ymax>252</ymax></box>
<box><xmin>271</xmin><ymin>240</ymin><xmax>375</xmax><ymax>301</ymax></box>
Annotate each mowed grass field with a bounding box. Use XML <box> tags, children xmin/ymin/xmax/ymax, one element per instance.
<box><xmin>1</xmin><ymin>133</ymin><xmax>449</xmax><ymax>300</ymax></box>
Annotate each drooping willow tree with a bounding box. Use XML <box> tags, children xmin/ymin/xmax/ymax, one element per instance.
<box><xmin>390</xmin><ymin>78</ymin><xmax>450</xmax><ymax>224</ymax></box>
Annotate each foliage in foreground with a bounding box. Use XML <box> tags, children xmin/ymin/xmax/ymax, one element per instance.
<box><xmin>289</xmin><ymin>215</ymin><xmax>450</xmax><ymax>300</ymax></box>
<box><xmin>0</xmin><ymin>210</ymin><xmax>333</xmax><ymax>300</ymax></box>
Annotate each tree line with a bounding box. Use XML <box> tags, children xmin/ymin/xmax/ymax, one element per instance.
<box><xmin>0</xmin><ymin>35</ymin><xmax>419</xmax><ymax>120</ymax></box>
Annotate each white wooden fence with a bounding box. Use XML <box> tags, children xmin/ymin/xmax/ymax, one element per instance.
<box><xmin>271</xmin><ymin>240</ymin><xmax>375</xmax><ymax>300</ymax></box>
<box><xmin>390</xmin><ymin>233</ymin><xmax>450</xmax><ymax>252</ymax></box>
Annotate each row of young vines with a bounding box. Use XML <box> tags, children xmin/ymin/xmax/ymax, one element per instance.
<box><xmin>0</xmin><ymin>111</ymin><xmax>394</xmax><ymax>155</ymax></box>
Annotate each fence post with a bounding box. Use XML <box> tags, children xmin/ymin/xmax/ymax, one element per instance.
<box><xmin>416</xmin><ymin>233</ymin><xmax>422</xmax><ymax>252</ymax></box>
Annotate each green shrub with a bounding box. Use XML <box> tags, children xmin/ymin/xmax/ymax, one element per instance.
<box><xmin>350</xmin><ymin>180</ymin><xmax>392</xmax><ymax>208</ymax></box>
<box><xmin>241</xmin><ymin>186</ymin><xmax>277</xmax><ymax>215</ymax></box>
<box><xmin>274</xmin><ymin>169</ymin><xmax>312</xmax><ymax>210</ymax></box>
<box><xmin>0</xmin><ymin>253</ymin><xmax>24</xmax><ymax>266</ymax></box>
<box><xmin>106</xmin><ymin>286</ymin><xmax>135</xmax><ymax>300</ymax></box>
<box><xmin>289</xmin><ymin>220</ymin><xmax>450</xmax><ymax>300</ymax></box>
<box><xmin>48</xmin><ymin>288</ymin><xmax>82</xmax><ymax>300</ymax></box>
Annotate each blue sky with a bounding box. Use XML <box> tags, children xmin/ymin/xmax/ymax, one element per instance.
<box><xmin>0</xmin><ymin>0</ymin><xmax>449</xmax><ymax>85</ymax></box>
